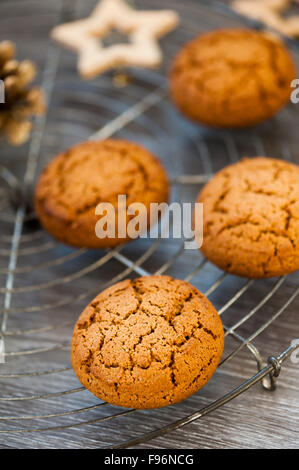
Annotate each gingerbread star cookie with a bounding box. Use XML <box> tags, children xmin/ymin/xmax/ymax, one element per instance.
<box><xmin>51</xmin><ymin>0</ymin><xmax>179</xmax><ymax>78</ymax></box>
<box><xmin>232</xmin><ymin>0</ymin><xmax>299</xmax><ymax>37</ymax></box>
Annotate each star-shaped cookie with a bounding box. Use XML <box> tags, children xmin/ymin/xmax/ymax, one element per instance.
<box><xmin>51</xmin><ymin>0</ymin><xmax>179</xmax><ymax>78</ymax></box>
<box><xmin>232</xmin><ymin>0</ymin><xmax>299</xmax><ymax>37</ymax></box>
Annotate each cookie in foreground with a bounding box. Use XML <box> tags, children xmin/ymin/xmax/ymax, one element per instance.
<box><xmin>169</xmin><ymin>29</ymin><xmax>296</xmax><ymax>128</ymax></box>
<box><xmin>34</xmin><ymin>139</ymin><xmax>169</xmax><ymax>248</ymax></box>
<box><xmin>197</xmin><ymin>157</ymin><xmax>299</xmax><ymax>278</ymax></box>
<box><xmin>71</xmin><ymin>275</ymin><xmax>224</xmax><ymax>409</ymax></box>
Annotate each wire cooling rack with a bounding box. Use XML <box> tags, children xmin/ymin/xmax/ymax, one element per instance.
<box><xmin>0</xmin><ymin>0</ymin><xmax>299</xmax><ymax>449</ymax></box>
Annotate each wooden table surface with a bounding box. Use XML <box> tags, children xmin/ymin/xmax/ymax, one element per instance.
<box><xmin>0</xmin><ymin>0</ymin><xmax>298</xmax><ymax>449</ymax></box>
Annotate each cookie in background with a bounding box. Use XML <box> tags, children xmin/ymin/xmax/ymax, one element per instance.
<box><xmin>169</xmin><ymin>29</ymin><xmax>296</xmax><ymax>128</ymax></box>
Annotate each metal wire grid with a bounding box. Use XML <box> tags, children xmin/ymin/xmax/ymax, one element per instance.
<box><xmin>0</xmin><ymin>0</ymin><xmax>298</xmax><ymax>449</ymax></box>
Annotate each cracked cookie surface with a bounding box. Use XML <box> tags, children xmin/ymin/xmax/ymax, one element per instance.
<box><xmin>71</xmin><ymin>275</ymin><xmax>224</xmax><ymax>409</ymax></box>
<box><xmin>34</xmin><ymin>139</ymin><xmax>169</xmax><ymax>248</ymax></box>
<box><xmin>170</xmin><ymin>29</ymin><xmax>296</xmax><ymax>127</ymax></box>
<box><xmin>198</xmin><ymin>157</ymin><xmax>299</xmax><ymax>278</ymax></box>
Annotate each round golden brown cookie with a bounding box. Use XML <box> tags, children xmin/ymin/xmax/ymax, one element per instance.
<box><xmin>71</xmin><ymin>275</ymin><xmax>224</xmax><ymax>409</ymax></box>
<box><xmin>34</xmin><ymin>139</ymin><xmax>169</xmax><ymax>248</ymax></box>
<box><xmin>198</xmin><ymin>157</ymin><xmax>299</xmax><ymax>278</ymax></box>
<box><xmin>169</xmin><ymin>29</ymin><xmax>296</xmax><ymax>128</ymax></box>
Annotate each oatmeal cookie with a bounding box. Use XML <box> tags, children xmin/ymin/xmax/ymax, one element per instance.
<box><xmin>71</xmin><ymin>275</ymin><xmax>224</xmax><ymax>409</ymax></box>
<box><xmin>170</xmin><ymin>29</ymin><xmax>296</xmax><ymax>127</ymax></box>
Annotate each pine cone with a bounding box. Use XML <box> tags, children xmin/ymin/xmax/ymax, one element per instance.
<box><xmin>0</xmin><ymin>40</ymin><xmax>45</xmax><ymax>146</ymax></box>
